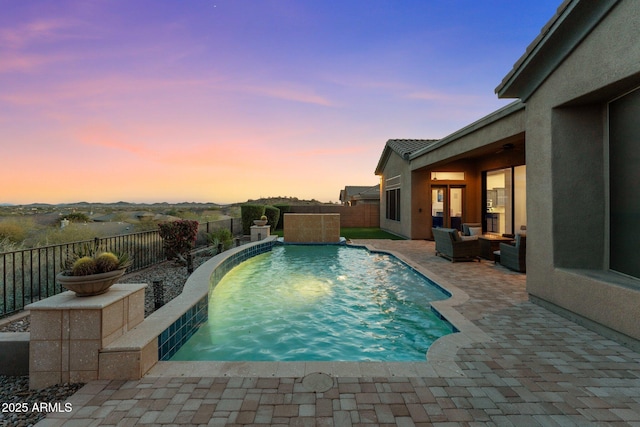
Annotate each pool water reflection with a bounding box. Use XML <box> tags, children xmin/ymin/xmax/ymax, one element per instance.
<box><xmin>170</xmin><ymin>245</ymin><xmax>453</xmax><ymax>362</ymax></box>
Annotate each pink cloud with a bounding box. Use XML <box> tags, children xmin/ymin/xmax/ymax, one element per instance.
<box><xmin>238</xmin><ymin>83</ymin><xmax>333</xmax><ymax>107</ymax></box>
<box><xmin>294</xmin><ymin>145</ymin><xmax>368</xmax><ymax>157</ymax></box>
<box><xmin>0</xmin><ymin>51</ymin><xmax>67</xmax><ymax>73</ymax></box>
<box><xmin>0</xmin><ymin>17</ymin><xmax>95</xmax><ymax>55</ymax></box>
<box><xmin>73</xmin><ymin>121</ymin><xmax>282</xmax><ymax>172</ymax></box>
<box><xmin>406</xmin><ymin>90</ymin><xmax>482</xmax><ymax>104</ymax></box>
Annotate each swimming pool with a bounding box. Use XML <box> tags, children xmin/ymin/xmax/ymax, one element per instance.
<box><xmin>170</xmin><ymin>245</ymin><xmax>454</xmax><ymax>362</ymax></box>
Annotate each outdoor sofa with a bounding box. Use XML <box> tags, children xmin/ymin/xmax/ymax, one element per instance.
<box><xmin>432</xmin><ymin>227</ymin><xmax>480</xmax><ymax>262</ymax></box>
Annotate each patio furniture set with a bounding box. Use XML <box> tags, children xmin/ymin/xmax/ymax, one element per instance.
<box><xmin>432</xmin><ymin>223</ymin><xmax>526</xmax><ymax>272</ymax></box>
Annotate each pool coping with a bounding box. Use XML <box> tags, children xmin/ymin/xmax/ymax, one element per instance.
<box><xmin>143</xmin><ymin>240</ymin><xmax>493</xmax><ymax>379</ymax></box>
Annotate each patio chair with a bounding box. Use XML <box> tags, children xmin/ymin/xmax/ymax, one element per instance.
<box><xmin>432</xmin><ymin>228</ymin><xmax>480</xmax><ymax>262</ymax></box>
<box><xmin>499</xmin><ymin>234</ymin><xmax>526</xmax><ymax>272</ymax></box>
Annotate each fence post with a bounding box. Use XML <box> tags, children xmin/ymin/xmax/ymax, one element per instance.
<box><xmin>153</xmin><ymin>280</ymin><xmax>164</xmax><ymax>310</ymax></box>
<box><xmin>187</xmin><ymin>252</ymin><xmax>193</xmax><ymax>274</ymax></box>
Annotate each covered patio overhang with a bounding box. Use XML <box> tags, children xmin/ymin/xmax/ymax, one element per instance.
<box><xmin>406</xmin><ymin>101</ymin><xmax>527</xmax><ymax>240</ymax></box>
<box><xmin>410</xmin><ymin>101</ymin><xmax>525</xmax><ymax>171</ymax></box>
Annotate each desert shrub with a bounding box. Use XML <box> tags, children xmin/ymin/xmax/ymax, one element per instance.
<box><xmin>241</xmin><ymin>204</ymin><xmax>266</xmax><ymax>234</ymax></box>
<box><xmin>133</xmin><ymin>219</ymin><xmax>159</xmax><ymax>232</ymax></box>
<box><xmin>158</xmin><ymin>220</ymin><xmax>198</xmax><ymax>261</ymax></box>
<box><xmin>65</xmin><ymin>212</ymin><xmax>90</xmax><ymax>223</ymax></box>
<box><xmin>0</xmin><ymin>220</ymin><xmax>28</xmax><ymax>243</ymax></box>
<box><xmin>35</xmin><ymin>224</ymin><xmax>103</xmax><ymax>246</ymax></box>
<box><xmin>207</xmin><ymin>228</ymin><xmax>234</xmax><ymax>253</ymax></box>
<box><xmin>0</xmin><ymin>236</ymin><xmax>25</xmax><ymax>253</ymax></box>
<box><xmin>172</xmin><ymin>210</ymin><xmax>199</xmax><ymax>220</ymax></box>
<box><xmin>263</xmin><ymin>205</ymin><xmax>280</xmax><ymax>232</ymax></box>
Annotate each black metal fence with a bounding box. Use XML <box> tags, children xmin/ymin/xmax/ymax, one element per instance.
<box><xmin>0</xmin><ymin>218</ymin><xmax>240</xmax><ymax>319</ymax></box>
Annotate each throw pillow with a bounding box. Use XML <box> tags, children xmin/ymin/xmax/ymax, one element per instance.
<box><xmin>469</xmin><ymin>227</ymin><xmax>482</xmax><ymax>236</ymax></box>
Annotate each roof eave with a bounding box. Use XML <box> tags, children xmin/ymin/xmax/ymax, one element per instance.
<box><xmin>496</xmin><ymin>0</ymin><xmax>619</xmax><ymax>101</ymax></box>
<box><xmin>374</xmin><ymin>145</ymin><xmax>393</xmax><ymax>175</ymax></box>
<box><xmin>409</xmin><ymin>100</ymin><xmax>525</xmax><ymax>160</ymax></box>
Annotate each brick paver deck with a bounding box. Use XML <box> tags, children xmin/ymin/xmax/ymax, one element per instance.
<box><xmin>36</xmin><ymin>240</ymin><xmax>640</xmax><ymax>426</ymax></box>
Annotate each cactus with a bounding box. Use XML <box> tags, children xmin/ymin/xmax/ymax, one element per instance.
<box><xmin>95</xmin><ymin>252</ymin><xmax>120</xmax><ymax>273</ymax></box>
<box><xmin>71</xmin><ymin>256</ymin><xmax>97</xmax><ymax>276</ymax></box>
<box><xmin>61</xmin><ymin>244</ymin><xmax>132</xmax><ymax>276</ymax></box>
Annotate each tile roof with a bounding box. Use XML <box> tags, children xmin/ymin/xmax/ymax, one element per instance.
<box><xmin>386</xmin><ymin>139</ymin><xmax>439</xmax><ymax>159</ymax></box>
<box><xmin>375</xmin><ymin>139</ymin><xmax>439</xmax><ymax>175</ymax></box>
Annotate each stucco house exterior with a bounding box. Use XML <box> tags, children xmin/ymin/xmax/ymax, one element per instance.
<box><xmin>376</xmin><ymin>104</ymin><xmax>526</xmax><ymax>241</ymax></box>
<box><xmin>376</xmin><ymin>0</ymin><xmax>640</xmax><ymax>347</ymax></box>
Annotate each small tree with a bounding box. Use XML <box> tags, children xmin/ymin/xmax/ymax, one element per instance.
<box><xmin>240</xmin><ymin>204</ymin><xmax>266</xmax><ymax>234</ymax></box>
<box><xmin>158</xmin><ymin>220</ymin><xmax>199</xmax><ymax>262</ymax></box>
<box><xmin>272</xmin><ymin>204</ymin><xmax>290</xmax><ymax>230</ymax></box>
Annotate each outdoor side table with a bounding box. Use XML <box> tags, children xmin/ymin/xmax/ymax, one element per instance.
<box><xmin>478</xmin><ymin>234</ymin><xmax>514</xmax><ymax>260</ymax></box>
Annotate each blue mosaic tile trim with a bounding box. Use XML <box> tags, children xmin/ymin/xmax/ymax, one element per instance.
<box><xmin>159</xmin><ymin>297</ymin><xmax>207</xmax><ymax>360</ymax></box>
<box><xmin>430</xmin><ymin>306</ymin><xmax>459</xmax><ymax>333</ymax></box>
<box><xmin>158</xmin><ymin>240</ymin><xmax>275</xmax><ymax>360</ymax></box>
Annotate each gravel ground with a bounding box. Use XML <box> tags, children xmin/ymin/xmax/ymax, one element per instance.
<box><xmin>0</xmin><ymin>250</ymin><xmax>212</xmax><ymax>427</ymax></box>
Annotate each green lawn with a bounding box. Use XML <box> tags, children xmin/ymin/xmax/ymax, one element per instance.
<box><xmin>272</xmin><ymin>227</ymin><xmax>404</xmax><ymax>240</ymax></box>
<box><xmin>340</xmin><ymin>227</ymin><xmax>404</xmax><ymax>240</ymax></box>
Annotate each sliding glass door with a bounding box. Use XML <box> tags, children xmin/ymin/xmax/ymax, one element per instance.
<box><xmin>484</xmin><ymin>166</ymin><xmax>526</xmax><ymax>235</ymax></box>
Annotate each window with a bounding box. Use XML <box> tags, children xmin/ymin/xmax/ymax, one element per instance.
<box><xmin>608</xmin><ymin>87</ymin><xmax>640</xmax><ymax>279</ymax></box>
<box><xmin>431</xmin><ymin>172</ymin><xmax>465</xmax><ymax>181</ymax></box>
<box><xmin>386</xmin><ymin>188</ymin><xmax>401</xmax><ymax>221</ymax></box>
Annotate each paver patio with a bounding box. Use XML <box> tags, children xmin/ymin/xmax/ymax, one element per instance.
<box><xmin>36</xmin><ymin>240</ymin><xmax>640</xmax><ymax>426</ymax></box>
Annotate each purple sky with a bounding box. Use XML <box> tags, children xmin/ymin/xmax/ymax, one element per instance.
<box><xmin>1</xmin><ymin>0</ymin><xmax>560</xmax><ymax>204</ymax></box>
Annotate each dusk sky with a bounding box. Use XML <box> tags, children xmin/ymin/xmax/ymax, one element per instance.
<box><xmin>1</xmin><ymin>0</ymin><xmax>559</xmax><ymax>205</ymax></box>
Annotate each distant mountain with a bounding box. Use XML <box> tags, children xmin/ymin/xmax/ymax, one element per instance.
<box><xmin>2</xmin><ymin>198</ymin><xmax>332</xmax><ymax>210</ymax></box>
<box><xmin>239</xmin><ymin>197</ymin><xmax>336</xmax><ymax>206</ymax></box>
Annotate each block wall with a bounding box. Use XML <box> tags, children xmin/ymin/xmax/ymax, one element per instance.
<box><xmin>287</xmin><ymin>204</ymin><xmax>379</xmax><ymax>228</ymax></box>
<box><xmin>283</xmin><ymin>213</ymin><xmax>341</xmax><ymax>243</ymax></box>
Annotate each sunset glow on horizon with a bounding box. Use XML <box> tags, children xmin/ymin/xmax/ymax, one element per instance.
<box><xmin>1</xmin><ymin>0</ymin><xmax>559</xmax><ymax>205</ymax></box>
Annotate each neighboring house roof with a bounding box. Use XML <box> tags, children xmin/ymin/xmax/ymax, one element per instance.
<box><xmin>350</xmin><ymin>185</ymin><xmax>380</xmax><ymax>201</ymax></box>
<box><xmin>374</xmin><ymin>139</ymin><xmax>438</xmax><ymax>175</ymax></box>
<box><xmin>496</xmin><ymin>0</ymin><xmax>618</xmax><ymax>101</ymax></box>
<box><xmin>341</xmin><ymin>185</ymin><xmax>380</xmax><ymax>202</ymax></box>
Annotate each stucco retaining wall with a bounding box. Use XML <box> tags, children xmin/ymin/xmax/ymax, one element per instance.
<box><xmin>0</xmin><ymin>332</ymin><xmax>29</xmax><ymax>376</ymax></box>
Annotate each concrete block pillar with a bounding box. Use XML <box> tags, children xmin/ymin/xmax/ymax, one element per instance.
<box><xmin>26</xmin><ymin>283</ymin><xmax>146</xmax><ymax>389</ymax></box>
<box><xmin>250</xmin><ymin>225</ymin><xmax>270</xmax><ymax>241</ymax></box>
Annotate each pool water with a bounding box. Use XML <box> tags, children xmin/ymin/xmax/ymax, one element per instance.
<box><xmin>170</xmin><ymin>245</ymin><xmax>453</xmax><ymax>362</ymax></box>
